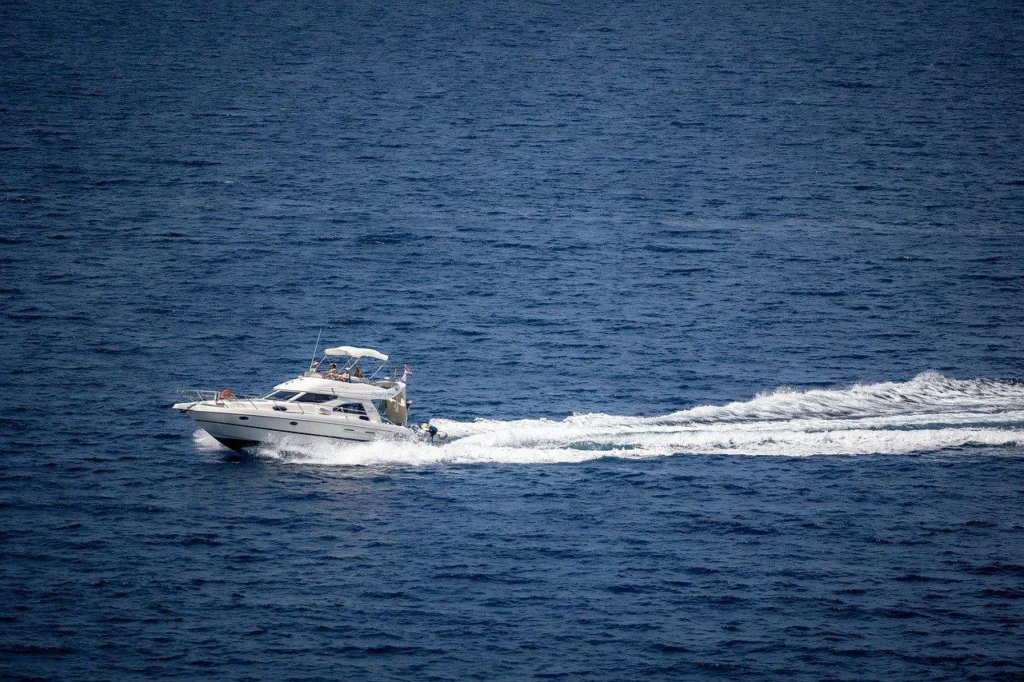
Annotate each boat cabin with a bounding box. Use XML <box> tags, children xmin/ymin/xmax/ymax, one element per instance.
<box><xmin>267</xmin><ymin>345</ymin><xmax>411</xmax><ymax>426</ymax></box>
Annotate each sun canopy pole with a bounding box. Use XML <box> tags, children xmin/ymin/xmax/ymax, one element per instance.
<box><xmin>309</xmin><ymin>327</ymin><xmax>323</xmax><ymax>370</ymax></box>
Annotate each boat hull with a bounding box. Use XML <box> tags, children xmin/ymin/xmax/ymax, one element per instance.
<box><xmin>176</xmin><ymin>402</ymin><xmax>410</xmax><ymax>450</ymax></box>
<box><xmin>213</xmin><ymin>437</ymin><xmax>260</xmax><ymax>452</ymax></box>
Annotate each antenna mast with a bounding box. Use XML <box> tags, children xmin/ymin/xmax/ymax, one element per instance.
<box><xmin>308</xmin><ymin>327</ymin><xmax>323</xmax><ymax>371</ymax></box>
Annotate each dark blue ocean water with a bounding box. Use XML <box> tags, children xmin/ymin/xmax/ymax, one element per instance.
<box><xmin>3</xmin><ymin>0</ymin><xmax>1024</xmax><ymax>678</ymax></box>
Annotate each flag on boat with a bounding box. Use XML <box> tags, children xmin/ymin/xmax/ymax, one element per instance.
<box><xmin>400</xmin><ymin>366</ymin><xmax>414</xmax><ymax>382</ymax></box>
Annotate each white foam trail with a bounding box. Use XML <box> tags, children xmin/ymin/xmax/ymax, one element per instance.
<box><xmin>220</xmin><ymin>373</ymin><xmax>1024</xmax><ymax>466</ymax></box>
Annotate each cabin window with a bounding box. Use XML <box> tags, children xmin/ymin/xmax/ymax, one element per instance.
<box><xmin>265</xmin><ymin>391</ymin><xmax>299</xmax><ymax>401</ymax></box>
<box><xmin>294</xmin><ymin>393</ymin><xmax>335</xmax><ymax>404</ymax></box>
<box><xmin>333</xmin><ymin>403</ymin><xmax>367</xmax><ymax>416</ymax></box>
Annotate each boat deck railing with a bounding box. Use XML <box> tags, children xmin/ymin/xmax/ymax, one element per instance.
<box><xmin>179</xmin><ymin>389</ymin><xmax>262</xmax><ymax>404</ymax></box>
<box><xmin>178</xmin><ymin>389</ymin><xmax>377</xmax><ymax>419</ymax></box>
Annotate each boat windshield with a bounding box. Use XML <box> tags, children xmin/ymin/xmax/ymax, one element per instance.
<box><xmin>293</xmin><ymin>393</ymin><xmax>335</xmax><ymax>403</ymax></box>
<box><xmin>265</xmin><ymin>390</ymin><xmax>300</xmax><ymax>401</ymax></box>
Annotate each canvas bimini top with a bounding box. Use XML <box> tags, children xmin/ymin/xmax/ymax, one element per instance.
<box><xmin>323</xmin><ymin>346</ymin><xmax>389</xmax><ymax>362</ymax></box>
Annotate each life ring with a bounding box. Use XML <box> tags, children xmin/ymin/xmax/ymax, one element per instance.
<box><xmin>218</xmin><ymin>389</ymin><xmax>235</xmax><ymax>401</ymax></box>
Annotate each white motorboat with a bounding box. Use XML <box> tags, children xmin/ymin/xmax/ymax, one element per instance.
<box><xmin>172</xmin><ymin>345</ymin><xmax>442</xmax><ymax>451</ymax></box>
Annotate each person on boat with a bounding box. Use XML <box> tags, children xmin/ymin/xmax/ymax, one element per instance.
<box><xmin>338</xmin><ymin>368</ymin><xmax>351</xmax><ymax>381</ymax></box>
<box><xmin>353</xmin><ymin>365</ymin><xmax>364</xmax><ymax>379</ymax></box>
<box><xmin>327</xmin><ymin>363</ymin><xmax>338</xmax><ymax>379</ymax></box>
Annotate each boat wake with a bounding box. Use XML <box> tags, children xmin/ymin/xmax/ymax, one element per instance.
<box><xmin>194</xmin><ymin>372</ymin><xmax>1024</xmax><ymax>465</ymax></box>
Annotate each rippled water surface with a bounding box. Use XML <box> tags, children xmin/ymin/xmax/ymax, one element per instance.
<box><xmin>2</xmin><ymin>0</ymin><xmax>1024</xmax><ymax>679</ymax></box>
